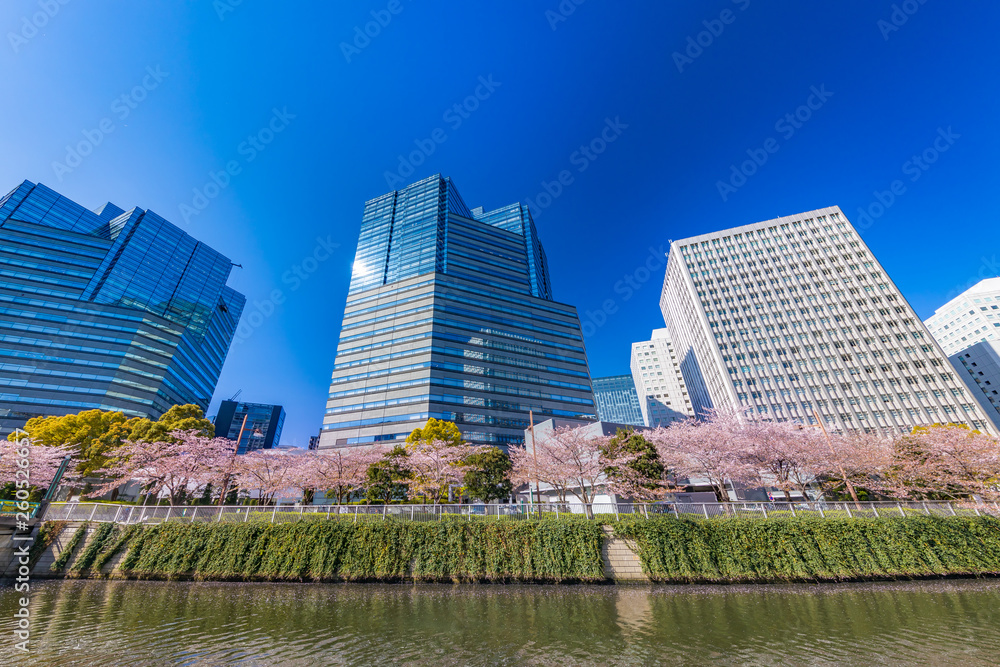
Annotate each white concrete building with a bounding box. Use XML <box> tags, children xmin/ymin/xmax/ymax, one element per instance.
<box><xmin>659</xmin><ymin>205</ymin><xmax>997</xmax><ymax>435</ymax></box>
<box><xmin>924</xmin><ymin>278</ymin><xmax>1000</xmax><ymax>356</ymax></box>
<box><xmin>924</xmin><ymin>279</ymin><xmax>1000</xmax><ymax>431</ymax></box>
<box><xmin>630</xmin><ymin>329</ymin><xmax>693</xmax><ymax>426</ymax></box>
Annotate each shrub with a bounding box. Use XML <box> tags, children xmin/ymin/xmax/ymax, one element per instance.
<box><xmin>614</xmin><ymin>515</ymin><xmax>1000</xmax><ymax>583</ymax></box>
<box><xmin>50</xmin><ymin>522</ymin><xmax>89</xmax><ymax>572</ymax></box>
<box><xmin>114</xmin><ymin>520</ymin><xmax>605</xmax><ymax>582</ymax></box>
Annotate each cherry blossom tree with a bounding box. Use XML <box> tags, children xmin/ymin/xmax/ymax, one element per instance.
<box><xmin>888</xmin><ymin>425</ymin><xmax>1000</xmax><ymax>501</ymax></box>
<box><xmin>649</xmin><ymin>412</ymin><xmax>756</xmax><ymax>502</ymax></box>
<box><xmin>406</xmin><ymin>439</ymin><xmax>478</xmax><ymax>503</ymax></box>
<box><xmin>510</xmin><ymin>425</ymin><xmax>646</xmax><ymax>516</ymax></box>
<box><xmin>94</xmin><ymin>430</ymin><xmax>235</xmax><ymax>504</ymax></box>
<box><xmin>735</xmin><ymin>417</ymin><xmax>823</xmax><ymax>501</ymax></box>
<box><xmin>231</xmin><ymin>449</ymin><xmax>300</xmax><ymax>505</ymax></box>
<box><xmin>305</xmin><ymin>446</ymin><xmax>387</xmax><ymax>504</ymax></box>
<box><xmin>0</xmin><ymin>439</ymin><xmax>77</xmax><ymax>492</ymax></box>
<box><xmin>809</xmin><ymin>429</ymin><xmax>895</xmax><ymax>502</ymax></box>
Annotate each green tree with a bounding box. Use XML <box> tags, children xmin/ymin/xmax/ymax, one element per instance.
<box><xmin>127</xmin><ymin>404</ymin><xmax>215</xmax><ymax>442</ymax></box>
<box><xmin>365</xmin><ymin>446</ymin><xmax>411</xmax><ymax>504</ymax></box>
<box><xmin>9</xmin><ymin>404</ymin><xmax>215</xmax><ymax>477</ymax></box>
<box><xmin>405</xmin><ymin>418</ymin><xmax>463</xmax><ymax>449</ymax></box>
<box><xmin>9</xmin><ymin>409</ymin><xmax>135</xmax><ymax>476</ymax></box>
<box><xmin>463</xmin><ymin>447</ymin><xmax>513</xmax><ymax>502</ymax></box>
<box><xmin>601</xmin><ymin>428</ymin><xmax>665</xmax><ymax>497</ymax></box>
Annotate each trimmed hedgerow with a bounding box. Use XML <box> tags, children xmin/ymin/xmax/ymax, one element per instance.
<box><xmin>70</xmin><ymin>522</ymin><xmax>117</xmax><ymax>573</ymax></box>
<box><xmin>50</xmin><ymin>521</ymin><xmax>89</xmax><ymax>572</ymax></box>
<box><xmin>614</xmin><ymin>515</ymin><xmax>1000</xmax><ymax>583</ymax></box>
<box><xmin>93</xmin><ymin>524</ymin><xmax>143</xmax><ymax>572</ymax></box>
<box><xmin>112</xmin><ymin>520</ymin><xmax>605</xmax><ymax>583</ymax></box>
<box><xmin>28</xmin><ymin>521</ymin><xmax>67</xmax><ymax>568</ymax></box>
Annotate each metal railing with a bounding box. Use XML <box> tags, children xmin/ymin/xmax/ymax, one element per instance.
<box><xmin>0</xmin><ymin>500</ymin><xmax>41</xmax><ymax>518</ymax></box>
<box><xmin>39</xmin><ymin>500</ymin><xmax>1000</xmax><ymax>525</ymax></box>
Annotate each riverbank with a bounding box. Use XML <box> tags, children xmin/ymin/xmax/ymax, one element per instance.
<box><xmin>16</xmin><ymin>514</ymin><xmax>1000</xmax><ymax>584</ymax></box>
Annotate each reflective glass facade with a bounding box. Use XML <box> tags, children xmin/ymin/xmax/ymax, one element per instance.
<box><xmin>591</xmin><ymin>375</ymin><xmax>645</xmax><ymax>427</ymax></box>
<box><xmin>321</xmin><ymin>175</ymin><xmax>595</xmax><ymax>451</ymax></box>
<box><xmin>0</xmin><ymin>180</ymin><xmax>245</xmax><ymax>435</ymax></box>
<box><xmin>214</xmin><ymin>400</ymin><xmax>286</xmax><ymax>454</ymax></box>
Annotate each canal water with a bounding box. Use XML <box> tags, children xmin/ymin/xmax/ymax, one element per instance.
<box><xmin>3</xmin><ymin>579</ymin><xmax>1000</xmax><ymax>665</ymax></box>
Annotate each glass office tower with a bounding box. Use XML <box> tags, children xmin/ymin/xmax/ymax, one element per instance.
<box><xmin>213</xmin><ymin>400</ymin><xmax>286</xmax><ymax>454</ymax></box>
<box><xmin>591</xmin><ymin>375</ymin><xmax>645</xmax><ymax>426</ymax></box>
<box><xmin>320</xmin><ymin>175</ymin><xmax>596</xmax><ymax>451</ymax></box>
<box><xmin>0</xmin><ymin>180</ymin><xmax>245</xmax><ymax>435</ymax></box>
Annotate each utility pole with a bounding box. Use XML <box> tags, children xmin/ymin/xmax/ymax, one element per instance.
<box><xmin>813</xmin><ymin>409</ymin><xmax>860</xmax><ymax>506</ymax></box>
<box><xmin>217</xmin><ymin>413</ymin><xmax>247</xmax><ymax>506</ymax></box>
<box><xmin>529</xmin><ymin>410</ymin><xmax>542</xmax><ymax>518</ymax></box>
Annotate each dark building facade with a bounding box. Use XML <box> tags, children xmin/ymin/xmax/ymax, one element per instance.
<box><xmin>214</xmin><ymin>400</ymin><xmax>286</xmax><ymax>454</ymax></box>
<box><xmin>0</xmin><ymin>180</ymin><xmax>245</xmax><ymax>435</ymax></box>
<box><xmin>319</xmin><ymin>175</ymin><xmax>596</xmax><ymax>451</ymax></box>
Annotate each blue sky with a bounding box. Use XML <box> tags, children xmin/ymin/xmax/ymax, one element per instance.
<box><xmin>3</xmin><ymin>1</ymin><xmax>998</xmax><ymax>447</ymax></box>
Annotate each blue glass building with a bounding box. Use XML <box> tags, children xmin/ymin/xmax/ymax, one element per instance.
<box><xmin>213</xmin><ymin>400</ymin><xmax>286</xmax><ymax>454</ymax></box>
<box><xmin>320</xmin><ymin>175</ymin><xmax>596</xmax><ymax>450</ymax></box>
<box><xmin>591</xmin><ymin>375</ymin><xmax>645</xmax><ymax>427</ymax></box>
<box><xmin>0</xmin><ymin>180</ymin><xmax>245</xmax><ymax>435</ymax></box>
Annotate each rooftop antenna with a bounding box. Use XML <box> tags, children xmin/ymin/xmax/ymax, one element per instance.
<box><xmin>229</xmin><ymin>389</ymin><xmax>242</xmax><ymax>403</ymax></box>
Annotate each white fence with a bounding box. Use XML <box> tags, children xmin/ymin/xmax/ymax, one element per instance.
<box><xmin>40</xmin><ymin>500</ymin><xmax>1000</xmax><ymax>524</ymax></box>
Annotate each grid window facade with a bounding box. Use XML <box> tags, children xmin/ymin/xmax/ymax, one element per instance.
<box><xmin>630</xmin><ymin>329</ymin><xmax>694</xmax><ymax>427</ymax></box>
<box><xmin>591</xmin><ymin>375</ymin><xmax>645</xmax><ymax>426</ymax></box>
<box><xmin>659</xmin><ymin>205</ymin><xmax>998</xmax><ymax>435</ymax></box>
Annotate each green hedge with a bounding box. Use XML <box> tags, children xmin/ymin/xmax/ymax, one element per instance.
<box><xmin>50</xmin><ymin>521</ymin><xmax>89</xmax><ymax>572</ymax></box>
<box><xmin>111</xmin><ymin>520</ymin><xmax>605</xmax><ymax>582</ymax></box>
<box><xmin>614</xmin><ymin>515</ymin><xmax>1000</xmax><ymax>583</ymax></box>
<box><xmin>70</xmin><ymin>522</ymin><xmax>117</xmax><ymax>573</ymax></box>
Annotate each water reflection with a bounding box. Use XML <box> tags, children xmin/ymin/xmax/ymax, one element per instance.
<box><xmin>2</xmin><ymin>579</ymin><xmax>1000</xmax><ymax>665</ymax></box>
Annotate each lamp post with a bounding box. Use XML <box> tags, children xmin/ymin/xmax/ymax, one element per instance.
<box><xmin>812</xmin><ymin>409</ymin><xmax>861</xmax><ymax>506</ymax></box>
<box><xmin>529</xmin><ymin>410</ymin><xmax>542</xmax><ymax>518</ymax></box>
<box><xmin>216</xmin><ymin>413</ymin><xmax>247</xmax><ymax>506</ymax></box>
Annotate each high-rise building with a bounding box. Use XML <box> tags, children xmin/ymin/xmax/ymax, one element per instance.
<box><xmin>924</xmin><ymin>278</ymin><xmax>1000</xmax><ymax>356</ymax></box>
<box><xmin>591</xmin><ymin>375</ymin><xmax>644</xmax><ymax>426</ymax></box>
<box><xmin>0</xmin><ymin>180</ymin><xmax>245</xmax><ymax>435</ymax></box>
<box><xmin>630</xmin><ymin>329</ymin><xmax>693</xmax><ymax>426</ymax></box>
<box><xmin>924</xmin><ymin>279</ymin><xmax>1000</xmax><ymax>430</ymax></box>
<box><xmin>213</xmin><ymin>400</ymin><xmax>286</xmax><ymax>454</ymax></box>
<box><xmin>319</xmin><ymin>175</ymin><xmax>596</xmax><ymax>451</ymax></box>
<box><xmin>659</xmin><ymin>206</ymin><xmax>997</xmax><ymax>434</ymax></box>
